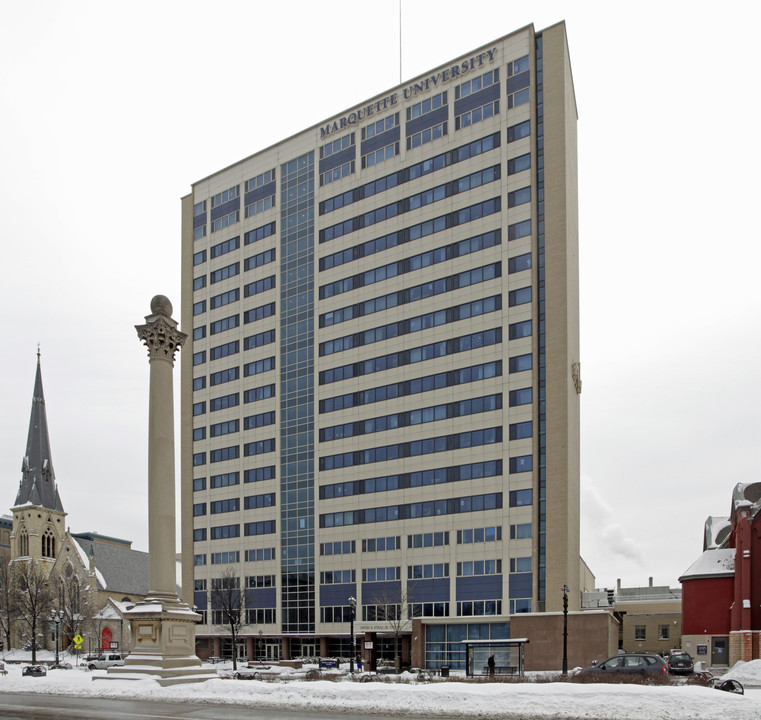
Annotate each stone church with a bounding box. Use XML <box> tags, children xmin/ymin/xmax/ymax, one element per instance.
<box><xmin>7</xmin><ymin>353</ymin><xmax>151</xmax><ymax>655</ymax></box>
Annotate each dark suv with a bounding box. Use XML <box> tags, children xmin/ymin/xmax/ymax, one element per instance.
<box><xmin>667</xmin><ymin>650</ymin><xmax>694</xmax><ymax>674</ymax></box>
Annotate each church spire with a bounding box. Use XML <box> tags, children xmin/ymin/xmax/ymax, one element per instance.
<box><xmin>15</xmin><ymin>350</ymin><xmax>64</xmax><ymax>512</ymax></box>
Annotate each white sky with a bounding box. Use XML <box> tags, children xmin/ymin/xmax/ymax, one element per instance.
<box><xmin>1</xmin><ymin>0</ymin><xmax>760</xmax><ymax>595</ymax></box>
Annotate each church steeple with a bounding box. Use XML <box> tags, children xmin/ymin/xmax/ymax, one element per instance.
<box><xmin>15</xmin><ymin>350</ymin><xmax>64</xmax><ymax>512</ymax></box>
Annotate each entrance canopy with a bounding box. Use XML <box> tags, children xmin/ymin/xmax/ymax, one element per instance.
<box><xmin>463</xmin><ymin>638</ymin><xmax>529</xmax><ymax>677</ymax></box>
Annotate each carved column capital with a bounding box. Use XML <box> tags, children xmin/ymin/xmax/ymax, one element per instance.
<box><xmin>136</xmin><ymin>296</ymin><xmax>187</xmax><ymax>365</ymax></box>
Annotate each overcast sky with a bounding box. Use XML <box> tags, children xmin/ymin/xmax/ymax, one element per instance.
<box><xmin>1</xmin><ymin>0</ymin><xmax>759</xmax><ymax>595</ymax></box>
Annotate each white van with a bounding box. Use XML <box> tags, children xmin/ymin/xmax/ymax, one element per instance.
<box><xmin>88</xmin><ymin>653</ymin><xmax>125</xmax><ymax>670</ymax></box>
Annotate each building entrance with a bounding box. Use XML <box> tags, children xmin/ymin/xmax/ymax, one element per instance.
<box><xmin>711</xmin><ymin>636</ymin><xmax>728</xmax><ymax>666</ymax></box>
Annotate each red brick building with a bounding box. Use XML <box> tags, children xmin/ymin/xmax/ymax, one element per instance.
<box><xmin>680</xmin><ymin>483</ymin><xmax>761</xmax><ymax>667</ymax></box>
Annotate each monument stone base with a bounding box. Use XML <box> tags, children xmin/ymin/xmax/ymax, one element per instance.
<box><xmin>95</xmin><ymin>592</ymin><xmax>216</xmax><ymax>686</ymax></box>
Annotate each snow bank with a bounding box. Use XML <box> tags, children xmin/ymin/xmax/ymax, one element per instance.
<box><xmin>0</xmin><ymin>661</ymin><xmax>760</xmax><ymax>719</ymax></box>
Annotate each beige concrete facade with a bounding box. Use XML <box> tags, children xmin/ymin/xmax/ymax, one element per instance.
<box><xmin>181</xmin><ymin>21</ymin><xmax>581</xmax><ymax>669</ymax></box>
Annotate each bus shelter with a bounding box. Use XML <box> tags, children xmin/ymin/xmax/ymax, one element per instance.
<box><xmin>463</xmin><ymin>638</ymin><xmax>529</xmax><ymax>677</ymax></box>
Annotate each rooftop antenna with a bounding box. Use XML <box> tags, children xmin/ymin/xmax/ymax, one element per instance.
<box><xmin>399</xmin><ymin>0</ymin><xmax>403</xmax><ymax>84</ymax></box>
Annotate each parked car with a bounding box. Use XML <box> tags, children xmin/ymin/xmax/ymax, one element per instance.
<box><xmin>667</xmin><ymin>650</ymin><xmax>694</xmax><ymax>674</ymax></box>
<box><xmin>577</xmin><ymin>653</ymin><xmax>669</xmax><ymax>677</ymax></box>
<box><xmin>22</xmin><ymin>665</ymin><xmax>47</xmax><ymax>677</ymax></box>
<box><xmin>88</xmin><ymin>653</ymin><xmax>125</xmax><ymax>670</ymax></box>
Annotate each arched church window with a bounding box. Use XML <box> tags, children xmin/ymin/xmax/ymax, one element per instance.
<box><xmin>72</xmin><ymin>577</ymin><xmax>80</xmax><ymax>614</ymax></box>
<box><xmin>42</xmin><ymin>528</ymin><xmax>56</xmax><ymax>558</ymax></box>
<box><xmin>18</xmin><ymin>527</ymin><xmax>29</xmax><ymax>557</ymax></box>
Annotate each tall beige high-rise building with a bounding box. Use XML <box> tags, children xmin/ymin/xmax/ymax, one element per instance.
<box><xmin>181</xmin><ymin>21</ymin><xmax>580</xmax><ymax>668</ymax></box>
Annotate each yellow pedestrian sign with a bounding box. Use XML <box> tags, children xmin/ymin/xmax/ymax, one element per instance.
<box><xmin>73</xmin><ymin>634</ymin><xmax>83</xmax><ymax>649</ymax></box>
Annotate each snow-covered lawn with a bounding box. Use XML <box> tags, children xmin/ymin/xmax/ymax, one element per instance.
<box><xmin>2</xmin><ymin>653</ymin><xmax>761</xmax><ymax>719</ymax></box>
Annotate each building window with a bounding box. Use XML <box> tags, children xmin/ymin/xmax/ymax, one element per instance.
<box><xmin>320</xmin><ymin>132</ymin><xmax>354</xmax><ymax>159</ymax></box>
<box><xmin>409</xmin><ymin>602</ymin><xmax>449</xmax><ymax>618</ymax></box>
<box><xmin>635</xmin><ymin>626</ymin><xmax>647</xmax><ymax>641</ymax></box>
<box><xmin>211</xmin><ymin>211</ymin><xmax>239</xmax><ymax>233</ymax></box>
<box><xmin>246</xmin><ymin>169</ymin><xmax>275</xmax><ymax>192</ymax></box>
<box><xmin>211</xmin><ymin>551</ymin><xmax>240</xmax><ymax>564</ymax></box>
<box><xmin>320</xmin><ymin>569</ymin><xmax>355</xmax><ymax>584</ymax></box>
<box><xmin>509</xmin><ymin>387</ymin><xmax>532</xmax><ymax>406</ymax></box>
<box><xmin>407</xmin><ymin>91</ymin><xmax>447</xmax><ymax>121</ymax></box>
<box><xmin>210</xmin><ymin>262</ymin><xmax>240</xmax><ymax>285</ymax></box>
<box><xmin>363</xmin><ymin>536</ymin><xmax>401</xmax><ymax>552</ymax></box>
<box><xmin>507</xmin><ymin>187</ymin><xmax>531</xmax><ymax>208</ymax></box>
<box><xmin>408</xmin><ymin>563</ymin><xmax>449</xmax><ymax>579</ymax></box>
<box><xmin>456</xmin><ymin>527</ymin><xmax>501</xmax><ymax>544</ymax></box>
<box><xmin>362</xmin><ymin>113</ymin><xmax>399</xmax><ymax>140</ymax></box>
<box><xmin>407</xmin><ymin>532</ymin><xmax>448</xmax><ymax>548</ymax></box>
<box><xmin>210</xmin><ymin>288</ymin><xmax>240</xmax><ymax>309</ymax></box>
<box><xmin>457</xmin><ymin>68</ymin><xmax>498</xmax><ymax>99</ymax></box>
<box><xmin>210</xmin><ymin>236</ymin><xmax>240</xmax><ymax>259</ymax></box>
<box><xmin>457</xmin><ymin>600</ymin><xmax>501</xmax><ymax>617</ymax></box>
<box><xmin>507</xmin><ymin>120</ymin><xmax>530</xmax><ymax>143</ymax></box>
<box><xmin>42</xmin><ymin>528</ymin><xmax>56</xmax><ymax>559</ymax></box>
<box><xmin>510</xmin><ymin>523</ymin><xmax>531</xmax><ymax>539</ymax></box>
<box><xmin>658</xmin><ymin>625</ymin><xmax>670</xmax><ymax>640</ymax></box>
<box><xmin>455</xmin><ymin>100</ymin><xmax>498</xmax><ymax>131</ymax></box>
<box><xmin>321</xmin><ymin>161</ymin><xmax>354</xmax><ymax>186</ymax></box>
<box><xmin>210</xmin><ymin>498</ymin><xmax>239</xmax><ymax>514</ymax></box>
<box><xmin>508</xmin><ymin>253</ymin><xmax>531</xmax><ymax>274</ymax></box>
<box><xmin>510</xmin><ymin>599</ymin><xmax>531</xmax><ymax>614</ymax></box>
<box><xmin>209</xmin><ymin>419</ymin><xmax>239</xmax><ymax>438</ymax></box>
<box><xmin>320</xmin><ymin>540</ymin><xmax>355</xmax><ymax>556</ymax></box>
<box><xmin>245</xmin><ymin>195</ymin><xmax>275</xmax><ymax>218</ymax></box>
<box><xmin>456</xmin><ymin>560</ymin><xmax>501</xmax><ymax>576</ymax></box>
<box><xmin>508</xmin><ymin>219</ymin><xmax>531</xmax><ymax>241</ymax></box>
<box><xmin>407</xmin><ymin>122</ymin><xmax>447</xmax><ymax>150</ymax></box>
<box><xmin>509</xmin><ymin>421</ymin><xmax>533</xmax><ymax>440</ymax></box>
<box><xmin>509</xmin><ymin>489</ymin><xmax>532</xmax><ymax>507</ymax></box>
<box><xmin>508</xmin><ymin>154</ymin><xmax>531</xmax><ymax>175</ymax></box>
<box><xmin>210</xmin><ymin>472</ymin><xmax>240</xmax><ymax>489</ymax></box>
<box><xmin>508</xmin><ymin>354</ymin><xmax>532</xmax><ymax>373</ymax></box>
<box><xmin>362</xmin><ymin>144</ymin><xmax>397</xmax><ymax>170</ymax></box>
<box><xmin>211</xmin><ymin>186</ymin><xmax>239</xmax><ymax>207</ymax></box>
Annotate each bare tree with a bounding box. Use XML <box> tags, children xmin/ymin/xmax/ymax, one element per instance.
<box><xmin>10</xmin><ymin>560</ymin><xmax>56</xmax><ymax>663</ymax></box>
<box><xmin>210</xmin><ymin>568</ymin><xmax>243</xmax><ymax>671</ymax></box>
<box><xmin>369</xmin><ymin>583</ymin><xmax>416</xmax><ymax>673</ymax></box>
<box><xmin>0</xmin><ymin>560</ymin><xmax>15</xmax><ymax>651</ymax></box>
<box><xmin>50</xmin><ymin>567</ymin><xmax>94</xmax><ymax>657</ymax></box>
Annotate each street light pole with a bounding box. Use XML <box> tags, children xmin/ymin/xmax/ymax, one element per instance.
<box><xmin>50</xmin><ymin>609</ymin><xmax>63</xmax><ymax>667</ymax></box>
<box><xmin>562</xmin><ymin>585</ymin><xmax>569</xmax><ymax>676</ymax></box>
<box><xmin>258</xmin><ymin>628</ymin><xmax>263</xmax><ymax>663</ymax></box>
<box><xmin>348</xmin><ymin>596</ymin><xmax>357</xmax><ymax>673</ymax></box>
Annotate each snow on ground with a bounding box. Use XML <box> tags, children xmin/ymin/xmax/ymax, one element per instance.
<box><xmin>1</xmin><ymin>654</ymin><xmax>761</xmax><ymax>720</ymax></box>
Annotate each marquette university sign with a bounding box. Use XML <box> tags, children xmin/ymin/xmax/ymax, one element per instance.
<box><xmin>320</xmin><ymin>48</ymin><xmax>497</xmax><ymax>138</ymax></box>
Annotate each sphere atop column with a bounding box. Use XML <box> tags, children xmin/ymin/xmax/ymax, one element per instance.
<box><xmin>150</xmin><ymin>295</ymin><xmax>173</xmax><ymax>317</ymax></box>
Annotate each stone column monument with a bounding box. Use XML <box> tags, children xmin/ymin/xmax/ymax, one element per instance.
<box><xmin>104</xmin><ymin>295</ymin><xmax>214</xmax><ymax>685</ymax></box>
